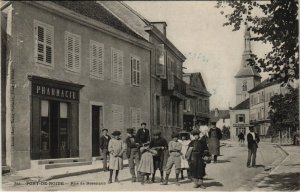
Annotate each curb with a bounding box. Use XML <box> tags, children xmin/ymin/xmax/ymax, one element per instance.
<box><xmin>275</xmin><ymin>144</ymin><xmax>289</xmax><ymax>156</ymax></box>
<box><xmin>43</xmin><ymin>163</ymin><xmax>129</xmax><ymax>181</ymax></box>
<box><xmin>236</xmin><ymin>144</ymin><xmax>289</xmax><ymax>191</ymax></box>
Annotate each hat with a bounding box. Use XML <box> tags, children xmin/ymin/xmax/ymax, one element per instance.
<box><xmin>191</xmin><ymin>129</ymin><xmax>200</xmax><ymax>136</ymax></box>
<box><xmin>211</xmin><ymin>121</ymin><xmax>217</xmax><ymax>125</ymax></box>
<box><xmin>141</xmin><ymin>122</ymin><xmax>147</xmax><ymax>126</ymax></box>
<box><xmin>102</xmin><ymin>129</ymin><xmax>108</xmax><ymax>132</ymax></box>
<box><xmin>171</xmin><ymin>132</ymin><xmax>179</xmax><ymax>138</ymax></box>
<box><xmin>112</xmin><ymin>131</ymin><xmax>121</xmax><ymax>136</ymax></box>
<box><xmin>153</xmin><ymin>130</ymin><xmax>161</xmax><ymax>136</ymax></box>
<box><xmin>127</xmin><ymin>128</ymin><xmax>134</xmax><ymax>134</ymax></box>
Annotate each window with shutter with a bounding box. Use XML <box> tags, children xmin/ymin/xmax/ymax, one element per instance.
<box><xmin>111</xmin><ymin>48</ymin><xmax>123</xmax><ymax>84</ymax></box>
<box><xmin>90</xmin><ymin>40</ymin><xmax>104</xmax><ymax>79</ymax></box>
<box><xmin>34</xmin><ymin>20</ymin><xmax>54</xmax><ymax>66</ymax></box>
<box><xmin>131</xmin><ymin>56</ymin><xmax>141</xmax><ymax>86</ymax></box>
<box><xmin>156</xmin><ymin>44</ymin><xmax>166</xmax><ymax>78</ymax></box>
<box><xmin>112</xmin><ymin>104</ymin><xmax>124</xmax><ymax>131</ymax></box>
<box><xmin>131</xmin><ymin>108</ymin><xmax>141</xmax><ymax>131</ymax></box>
<box><xmin>65</xmin><ymin>32</ymin><xmax>81</xmax><ymax>73</ymax></box>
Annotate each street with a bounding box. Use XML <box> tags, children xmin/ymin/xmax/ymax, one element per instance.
<box><xmin>2</xmin><ymin>141</ymin><xmax>286</xmax><ymax>191</ymax></box>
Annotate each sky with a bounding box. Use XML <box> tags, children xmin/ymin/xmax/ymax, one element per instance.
<box><xmin>125</xmin><ymin>1</ymin><xmax>270</xmax><ymax>110</ymax></box>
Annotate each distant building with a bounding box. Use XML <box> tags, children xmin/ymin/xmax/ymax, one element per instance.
<box><xmin>209</xmin><ymin>108</ymin><xmax>230</xmax><ymax>130</ymax></box>
<box><xmin>248</xmin><ymin>78</ymin><xmax>290</xmax><ymax>137</ymax></box>
<box><xmin>230</xmin><ymin>99</ymin><xmax>251</xmax><ymax>139</ymax></box>
<box><xmin>183</xmin><ymin>72</ymin><xmax>211</xmax><ymax>131</ymax></box>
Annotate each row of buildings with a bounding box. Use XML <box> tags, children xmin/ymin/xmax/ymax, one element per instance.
<box><xmin>229</xmin><ymin>25</ymin><xmax>298</xmax><ymax>140</ymax></box>
<box><xmin>1</xmin><ymin>1</ymin><xmax>210</xmax><ymax>171</ymax></box>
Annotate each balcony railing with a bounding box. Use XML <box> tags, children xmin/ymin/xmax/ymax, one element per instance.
<box><xmin>162</xmin><ymin>75</ymin><xmax>186</xmax><ymax>98</ymax></box>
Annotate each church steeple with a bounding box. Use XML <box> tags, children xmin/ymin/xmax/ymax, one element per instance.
<box><xmin>235</xmin><ymin>24</ymin><xmax>261</xmax><ymax>78</ymax></box>
<box><xmin>235</xmin><ymin>24</ymin><xmax>261</xmax><ymax>105</ymax></box>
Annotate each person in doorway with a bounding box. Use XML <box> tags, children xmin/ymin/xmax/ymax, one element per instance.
<box><xmin>247</xmin><ymin>126</ymin><xmax>260</xmax><ymax>168</ymax></box>
<box><xmin>135</xmin><ymin>122</ymin><xmax>150</xmax><ymax>146</ymax></box>
<box><xmin>137</xmin><ymin>142</ymin><xmax>157</xmax><ymax>185</ymax></box>
<box><xmin>126</xmin><ymin>128</ymin><xmax>140</xmax><ymax>182</ymax></box>
<box><xmin>149</xmin><ymin>130</ymin><xmax>168</xmax><ymax>183</ymax></box>
<box><xmin>108</xmin><ymin>131</ymin><xmax>126</xmax><ymax>184</ymax></box>
<box><xmin>208</xmin><ymin>122</ymin><xmax>222</xmax><ymax>163</ymax></box>
<box><xmin>238</xmin><ymin>132</ymin><xmax>245</xmax><ymax>144</ymax></box>
<box><xmin>99</xmin><ymin>129</ymin><xmax>111</xmax><ymax>171</ymax></box>
<box><xmin>161</xmin><ymin>132</ymin><xmax>182</xmax><ymax>186</ymax></box>
<box><xmin>178</xmin><ymin>134</ymin><xmax>191</xmax><ymax>180</ymax></box>
<box><xmin>187</xmin><ymin>129</ymin><xmax>209</xmax><ymax>189</ymax></box>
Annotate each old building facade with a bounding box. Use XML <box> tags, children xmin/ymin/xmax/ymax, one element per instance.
<box><xmin>100</xmin><ymin>1</ymin><xmax>187</xmax><ymax>141</ymax></box>
<box><xmin>1</xmin><ymin>1</ymin><xmax>151</xmax><ymax>170</ymax></box>
<box><xmin>183</xmin><ymin>73</ymin><xmax>211</xmax><ymax>131</ymax></box>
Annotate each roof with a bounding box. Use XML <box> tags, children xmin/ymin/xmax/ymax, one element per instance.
<box><xmin>232</xmin><ymin>98</ymin><xmax>250</xmax><ymax>110</ymax></box>
<box><xmin>248</xmin><ymin>78</ymin><xmax>280</xmax><ymax>93</ymax></box>
<box><xmin>235</xmin><ymin>54</ymin><xmax>262</xmax><ymax>78</ymax></box>
<box><xmin>210</xmin><ymin>110</ymin><xmax>230</xmax><ymax>123</ymax></box>
<box><xmin>184</xmin><ymin>72</ymin><xmax>211</xmax><ymax>97</ymax></box>
<box><xmin>51</xmin><ymin>1</ymin><xmax>146</xmax><ymax>41</ymax></box>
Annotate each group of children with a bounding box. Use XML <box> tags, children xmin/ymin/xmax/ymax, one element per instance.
<box><xmin>106</xmin><ymin>128</ymin><xmax>208</xmax><ymax>188</ymax></box>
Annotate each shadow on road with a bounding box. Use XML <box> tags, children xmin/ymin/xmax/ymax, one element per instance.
<box><xmin>215</xmin><ymin>160</ymin><xmax>230</xmax><ymax>163</ymax></box>
<box><xmin>205</xmin><ymin>181</ymin><xmax>223</xmax><ymax>188</ymax></box>
<box><xmin>259</xmin><ymin>172</ymin><xmax>300</xmax><ymax>191</ymax></box>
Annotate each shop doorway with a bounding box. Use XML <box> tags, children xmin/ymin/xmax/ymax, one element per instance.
<box><xmin>40</xmin><ymin>100</ymin><xmax>70</xmax><ymax>159</ymax></box>
<box><xmin>91</xmin><ymin>105</ymin><xmax>103</xmax><ymax>157</ymax></box>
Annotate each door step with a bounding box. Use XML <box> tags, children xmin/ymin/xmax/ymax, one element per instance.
<box><xmin>44</xmin><ymin>161</ymin><xmax>92</xmax><ymax>169</ymax></box>
<box><xmin>37</xmin><ymin>158</ymin><xmax>86</xmax><ymax>165</ymax></box>
<box><xmin>2</xmin><ymin>165</ymin><xmax>10</xmax><ymax>174</ymax></box>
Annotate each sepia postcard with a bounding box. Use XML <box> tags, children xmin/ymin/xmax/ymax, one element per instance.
<box><xmin>1</xmin><ymin>1</ymin><xmax>299</xmax><ymax>191</ymax></box>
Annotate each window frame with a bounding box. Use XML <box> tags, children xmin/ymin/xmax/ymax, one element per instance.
<box><xmin>65</xmin><ymin>31</ymin><xmax>81</xmax><ymax>73</ymax></box>
<box><xmin>89</xmin><ymin>40</ymin><xmax>104</xmax><ymax>80</ymax></box>
<box><xmin>130</xmin><ymin>55</ymin><xmax>141</xmax><ymax>86</ymax></box>
<box><xmin>111</xmin><ymin>48</ymin><xmax>124</xmax><ymax>84</ymax></box>
<box><xmin>34</xmin><ymin>20</ymin><xmax>54</xmax><ymax>67</ymax></box>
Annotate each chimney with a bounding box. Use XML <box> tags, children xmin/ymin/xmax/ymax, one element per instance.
<box><xmin>151</xmin><ymin>22</ymin><xmax>167</xmax><ymax>36</ymax></box>
<box><xmin>214</xmin><ymin>108</ymin><xmax>219</xmax><ymax>117</ymax></box>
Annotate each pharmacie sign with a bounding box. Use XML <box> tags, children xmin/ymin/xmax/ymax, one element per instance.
<box><xmin>32</xmin><ymin>84</ymin><xmax>79</xmax><ymax>101</ymax></box>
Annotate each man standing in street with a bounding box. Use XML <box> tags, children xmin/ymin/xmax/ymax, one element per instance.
<box><xmin>100</xmin><ymin>129</ymin><xmax>111</xmax><ymax>171</ymax></box>
<box><xmin>135</xmin><ymin>122</ymin><xmax>150</xmax><ymax>146</ymax></box>
<box><xmin>208</xmin><ymin>122</ymin><xmax>222</xmax><ymax>163</ymax></box>
<box><xmin>126</xmin><ymin>128</ymin><xmax>140</xmax><ymax>182</ymax></box>
<box><xmin>247</xmin><ymin>126</ymin><xmax>260</xmax><ymax>168</ymax></box>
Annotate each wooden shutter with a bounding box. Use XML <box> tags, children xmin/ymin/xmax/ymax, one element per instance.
<box><xmin>74</xmin><ymin>35</ymin><xmax>81</xmax><ymax>72</ymax></box>
<box><xmin>131</xmin><ymin>57</ymin><xmax>137</xmax><ymax>85</ymax></box>
<box><xmin>90</xmin><ymin>41</ymin><xmax>104</xmax><ymax>79</ymax></box>
<box><xmin>136</xmin><ymin>59</ymin><xmax>140</xmax><ymax>85</ymax></box>
<box><xmin>156</xmin><ymin>44</ymin><xmax>166</xmax><ymax>78</ymax></box>
<box><xmin>65</xmin><ymin>32</ymin><xmax>81</xmax><ymax>73</ymax></box>
<box><xmin>117</xmin><ymin>51</ymin><xmax>123</xmax><ymax>83</ymax></box>
<box><xmin>112</xmin><ymin>105</ymin><xmax>124</xmax><ymax>130</ymax></box>
<box><xmin>112</xmin><ymin>49</ymin><xmax>118</xmax><ymax>82</ymax></box>
<box><xmin>34</xmin><ymin>21</ymin><xmax>53</xmax><ymax>65</ymax></box>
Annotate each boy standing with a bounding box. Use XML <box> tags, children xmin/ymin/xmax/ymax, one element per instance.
<box><xmin>126</xmin><ymin>128</ymin><xmax>140</xmax><ymax>182</ymax></box>
<box><xmin>99</xmin><ymin>129</ymin><xmax>111</xmax><ymax>171</ymax></box>
<box><xmin>162</xmin><ymin>132</ymin><xmax>182</xmax><ymax>186</ymax></box>
<box><xmin>149</xmin><ymin>131</ymin><xmax>168</xmax><ymax>183</ymax></box>
<box><xmin>108</xmin><ymin>131</ymin><xmax>126</xmax><ymax>184</ymax></box>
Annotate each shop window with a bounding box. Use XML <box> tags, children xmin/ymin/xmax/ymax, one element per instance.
<box><xmin>111</xmin><ymin>48</ymin><xmax>124</xmax><ymax>84</ymax></box>
<box><xmin>41</xmin><ymin>100</ymin><xmax>49</xmax><ymax>151</ymax></box>
<box><xmin>90</xmin><ymin>40</ymin><xmax>104</xmax><ymax>79</ymax></box>
<box><xmin>65</xmin><ymin>31</ymin><xmax>81</xmax><ymax>73</ymax></box>
<box><xmin>34</xmin><ymin>20</ymin><xmax>54</xmax><ymax>66</ymax></box>
<box><xmin>131</xmin><ymin>56</ymin><xmax>141</xmax><ymax>86</ymax></box>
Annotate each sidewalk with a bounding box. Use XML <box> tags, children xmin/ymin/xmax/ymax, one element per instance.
<box><xmin>2</xmin><ymin>160</ymin><xmax>129</xmax><ymax>184</ymax></box>
<box><xmin>252</xmin><ymin>145</ymin><xmax>300</xmax><ymax>191</ymax></box>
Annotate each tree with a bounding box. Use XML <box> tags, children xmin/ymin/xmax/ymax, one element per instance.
<box><xmin>216</xmin><ymin>0</ymin><xmax>299</xmax><ymax>84</ymax></box>
<box><xmin>269</xmin><ymin>88</ymin><xmax>299</xmax><ymax>143</ymax></box>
